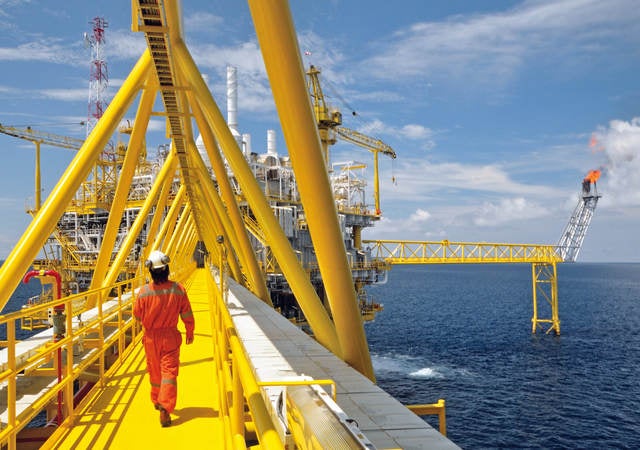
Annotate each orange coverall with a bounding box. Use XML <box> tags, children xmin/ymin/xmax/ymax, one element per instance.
<box><xmin>134</xmin><ymin>281</ymin><xmax>195</xmax><ymax>413</ymax></box>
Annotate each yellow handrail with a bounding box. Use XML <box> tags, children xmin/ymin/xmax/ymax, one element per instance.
<box><xmin>0</xmin><ymin>277</ymin><xmax>144</xmax><ymax>449</ymax></box>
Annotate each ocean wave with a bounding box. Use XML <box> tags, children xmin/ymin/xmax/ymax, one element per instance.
<box><xmin>371</xmin><ymin>352</ymin><xmax>472</xmax><ymax>380</ymax></box>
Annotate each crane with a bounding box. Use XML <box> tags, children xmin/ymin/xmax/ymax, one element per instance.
<box><xmin>306</xmin><ymin>65</ymin><xmax>396</xmax><ymax>215</ymax></box>
<box><xmin>0</xmin><ymin>124</ymin><xmax>84</xmax><ymax>211</ymax></box>
<box><xmin>556</xmin><ymin>170</ymin><xmax>602</xmax><ymax>262</ymax></box>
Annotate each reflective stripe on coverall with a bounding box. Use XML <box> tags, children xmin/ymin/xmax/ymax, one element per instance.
<box><xmin>134</xmin><ymin>281</ymin><xmax>195</xmax><ymax>413</ymax></box>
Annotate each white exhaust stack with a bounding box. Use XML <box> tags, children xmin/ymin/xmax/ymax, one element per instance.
<box><xmin>267</xmin><ymin>129</ymin><xmax>277</xmax><ymax>157</ymax></box>
<box><xmin>226</xmin><ymin>66</ymin><xmax>238</xmax><ymax>130</ymax></box>
<box><xmin>226</xmin><ymin>66</ymin><xmax>240</xmax><ymax>140</ymax></box>
<box><xmin>242</xmin><ymin>133</ymin><xmax>252</xmax><ymax>157</ymax></box>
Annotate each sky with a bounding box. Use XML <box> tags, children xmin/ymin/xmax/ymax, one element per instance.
<box><xmin>0</xmin><ymin>0</ymin><xmax>639</xmax><ymax>262</ymax></box>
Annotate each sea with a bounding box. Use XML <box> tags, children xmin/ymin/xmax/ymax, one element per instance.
<box><xmin>365</xmin><ymin>263</ymin><xmax>640</xmax><ymax>449</ymax></box>
<box><xmin>2</xmin><ymin>262</ymin><xmax>639</xmax><ymax>448</ymax></box>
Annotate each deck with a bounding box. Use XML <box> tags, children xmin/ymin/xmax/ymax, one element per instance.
<box><xmin>38</xmin><ymin>269</ymin><xmax>458</xmax><ymax>449</ymax></box>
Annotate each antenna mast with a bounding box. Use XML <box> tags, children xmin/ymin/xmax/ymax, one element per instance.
<box><xmin>86</xmin><ymin>17</ymin><xmax>109</xmax><ymax>137</ymax></box>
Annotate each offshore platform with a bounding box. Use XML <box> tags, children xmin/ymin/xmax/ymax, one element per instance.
<box><xmin>0</xmin><ymin>1</ymin><xmax>600</xmax><ymax>449</ymax></box>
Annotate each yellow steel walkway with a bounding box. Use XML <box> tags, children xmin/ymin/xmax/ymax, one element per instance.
<box><xmin>45</xmin><ymin>270</ymin><xmax>221</xmax><ymax>449</ymax></box>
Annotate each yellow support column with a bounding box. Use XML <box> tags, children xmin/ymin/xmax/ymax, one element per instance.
<box><xmin>100</xmin><ymin>151</ymin><xmax>178</xmax><ymax>292</ymax></box>
<box><xmin>531</xmin><ymin>262</ymin><xmax>560</xmax><ymax>335</ymax></box>
<box><xmin>0</xmin><ymin>50</ymin><xmax>152</xmax><ymax>311</ymax></box>
<box><xmin>247</xmin><ymin>0</ymin><xmax>374</xmax><ymax>380</ymax></box>
<box><xmin>152</xmin><ymin>184</ymin><xmax>186</xmax><ymax>252</ymax></box>
<box><xmin>174</xmin><ymin>40</ymin><xmax>341</xmax><ymax>358</ymax></box>
<box><xmin>90</xmin><ymin>76</ymin><xmax>157</xmax><ymax>291</ymax></box>
<box><xmin>189</xmin><ymin>98</ymin><xmax>270</xmax><ymax>304</ymax></box>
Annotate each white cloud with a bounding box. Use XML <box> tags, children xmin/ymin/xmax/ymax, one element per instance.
<box><xmin>382</xmin><ymin>158</ymin><xmax>562</xmax><ymax>202</ymax></box>
<box><xmin>0</xmin><ymin>39</ymin><xmax>83</xmax><ymax>65</ymax></box>
<box><xmin>105</xmin><ymin>29</ymin><xmax>147</xmax><ymax>61</ymax></box>
<box><xmin>364</xmin><ymin>0</ymin><xmax>640</xmax><ymax>86</ymax></box>
<box><xmin>399</xmin><ymin>124</ymin><xmax>432</xmax><ymax>141</ymax></box>
<box><xmin>184</xmin><ymin>12</ymin><xmax>224</xmax><ymax>33</ymax></box>
<box><xmin>39</xmin><ymin>87</ymin><xmax>87</xmax><ymax>102</ymax></box>
<box><xmin>366</xmin><ymin>209</ymin><xmax>436</xmax><ymax>239</ymax></box>
<box><xmin>592</xmin><ymin>117</ymin><xmax>640</xmax><ymax>206</ymax></box>
<box><xmin>473</xmin><ymin>197</ymin><xmax>549</xmax><ymax>226</ymax></box>
<box><xmin>410</xmin><ymin>208</ymin><xmax>431</xmax><ymax>223</ymax></box>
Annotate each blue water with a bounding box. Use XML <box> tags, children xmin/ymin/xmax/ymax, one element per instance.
<box><xmin>365</xmin><ymin>263</ymin><xmax>640</xmax><ymax>449</ymax></box>
<box><xmin>0</xmin><ymin>276</ymin><xmax>43</xmax><ymax>341</ymax></box>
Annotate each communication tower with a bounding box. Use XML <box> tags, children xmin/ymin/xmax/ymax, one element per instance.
<box><xmin>85</xmin><ymin>17</ymin><xmax>109</xmax><ymax>137</ymax></box>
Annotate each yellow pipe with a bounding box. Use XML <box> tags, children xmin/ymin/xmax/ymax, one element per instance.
<box><xmin>0</xmin><ymin>50</ymin><xmax>152</xmax><ymax>311</ymax></box>
<box><xmin>174</xmin><ymin>40</ymin><xmax>341</xmax><ymax>356</ymax></box>
<box><xmin>189</xmin><ymin>96</ymin><xmax>269</xmax><ymax>303</ymax></box>
<box><xmin>100</xmin><ymin>150</ymin><xmax>178</xmax><ymax>291</ymax></box>
<box><xmin>90</xmin><ymin>75</ymin><xmax>157</xmax><ymax>291</ymax></box>
<box><xmin>173</xmin><ymin>64</ymin><xmax>248</xmax><ymax>286</ymax></box>
<box><xmin>374</xmin><ymin>151</ymin><xmax>381</xmax><ymax>214</ymax></box>
<box><xmin>7</xmin><ymin>320</ymin><xmax>16</xmax><ymax>449</ymax></box>
<box><xmin>165</xmin><ymin>203</ymin><xmax>192</xmax><ymax>257</ymax></box>
<box><xmin>142</xmin><ymin>161</ymin><xmax>176</xmax><ymax>264</ymax></box>
<box><xmin>34</xmin><ymin>141</ymin><xmax>41</xmax><ymax>212</ymax></box>
<box><xmin>247</xmin><ymin>0</ymin><xmax>374</xmax><ymax>380</ymax></box>
<box><xmin>184</xmin><ymin>140</ymin><xmax>244</xmax><ymax>283</ymax></box>
<box><xmin>152</xmin><ymin>183</ymin><xmax>185</xmax><ymax>252</ymax></box>
<box><xmin>222</xmin><ymin>297</ymin><xmax>284</xmax><ymax>449</ymax></box>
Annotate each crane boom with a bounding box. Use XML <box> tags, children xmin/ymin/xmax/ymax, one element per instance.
<box><xmin>556</xmin><ymin>170</ymin><xmax>601</xmax><ymax>262</ymax></box>
<box><xmin>0</xmin><ymin>124</ymin><xmax>84</xmax><ymax>211</ymax></box>
<box><xmin>0</xmin><ymin>124</ymin><xmax>84</xmax><ymax>150</ymax></box>
<box><xmin>305</xmin><ymin>65</ymin><xmax>397</xmax><ymax>215</ymax></box>
<box><xmin>335</xmin><ymin>126</ymin><xmax>396</xmax><ymax>159</ymax></box>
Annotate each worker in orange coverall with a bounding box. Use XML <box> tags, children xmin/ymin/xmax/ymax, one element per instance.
<box><xmin>134</xmin><ymin>250</ymin><xmax>195</xmax><ymax>427</ymax></box>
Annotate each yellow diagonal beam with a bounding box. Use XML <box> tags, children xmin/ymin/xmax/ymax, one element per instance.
<box><xmin>0</xmin><ymin>50</ymin><xmax>152</xmax><ymax>311</ymax></box>
<box><xmin>248</xmin><ymin>0</ymin><xmax>374</xmax><ymax>380</ymax></box>
<box><xmin>189</xmin><ymin>97</ymin><xmax>269</xmax><ymax>303</ymax></box>
<box><xmin>173</xmin><ymin>40</ymin><xmax>341</xmax><ymax>357</ymax></box>
<box><xmin>100</xmin><ymin>150</ymin><xmax>178</xmax><ymax>293</ymax></box>
<box><xmin>89</xmin><ymin>73</ymin><xmax>157</xmax><ymax>291</ymax></box>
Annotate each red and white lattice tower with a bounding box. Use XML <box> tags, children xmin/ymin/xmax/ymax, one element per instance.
<box><xmin>86</xmin><ymin>17</ymin><xmax>109</xmax><ymax>137</ymax></box>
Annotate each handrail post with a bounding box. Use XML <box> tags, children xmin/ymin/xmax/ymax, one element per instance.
<box><xmin>7</xmin><ymin>319</ymin><xmax>16</xmax><ymax>450</ymax></box>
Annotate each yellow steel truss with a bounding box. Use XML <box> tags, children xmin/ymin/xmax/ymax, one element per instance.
<box><xmin>365</xmin><ymin>239</ymin><xmax>563</xmax><ymax>334</ymax></box>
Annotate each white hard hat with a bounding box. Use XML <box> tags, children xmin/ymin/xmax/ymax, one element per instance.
<box><xmin>146</xmin><ymin>250</ymin><xmax>170</xmax><ymax>269</ymax></box>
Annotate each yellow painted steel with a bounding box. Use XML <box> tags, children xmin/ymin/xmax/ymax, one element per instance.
<box><xmin>365</xmin><ymin>239</ymin><xmax>563</xmax><ymax>264</ymax></box>
<box><xmin>247</xmin><ymin>0</ymin><xmax>374</xmax><ymax>381</ymax></box>
<box><xmin>531</xmin><ymin>262</ymin><xmax>561</xmax><ymax>335</ymax></box>
<box><xmin>1</xmin><ymin>269</ymin><xmax>289</xmax><ymax>448</ymax></box>
<box><xmin>0</xmin><ymin>277</ymin><xmax>145</xmax><ymax>448</ymax></box>
<box><xmin>89</xmin><ymin>80</ymin><xmax>157</xmax><ymax>292</ymax></box>
<box><xmin>408</xmin><ymin>399</ymin><xmax>447</xmax><ymax>437</ymax></box>
<box><xmin>184</xmin><ymin>139</ymin><xmax>246</xmax><ymax>283</ymax></box>
<box><xmin>173</xmin><ymin>40</ymin><xmax>341</xmax><ymax>357</ymax></box>
<box><xmin>144</xmin><ymin>164</ymin><xmax>178</xmax><ymax>261</ymax></box>
<box><xmin>0</xmin><ymin>51</ymin><xmax>152</xmax><ymax>312</ymax></box>
<box><xmin>100</xmin><ymin>150</ymin><xmax>179</xmax><ymax>293</ymax></box>
<box><xmin>152</xmin><ymin>183</ymin><xmax>186</xmax><ymax>252</ymax></box>
<box><xmin>38</xmin><ymin>271</ymin><xmax>227</xmax><ymax>449</ymax></box>
<box><xmin>189</xmin><ymin>97</ymin><xmax>270</xmax><ymax>304</ymax></box>
<box><xmin>367</xmin><ymin>239</ymin><xmax>564</xmax><ymax>334</ymax></box>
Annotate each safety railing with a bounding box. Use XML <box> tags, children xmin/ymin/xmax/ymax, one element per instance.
<box><xmin>0</xmin><ymin>276</ymin><xmax>145</xmax><ymax>450</ymax></box>
<box><xmin>205</xmin><ymin>267</ymin><xmax>284</xmax><ymax>449</ymax></box>
<box><xmin>207</xmin><ymin>265</ymin><xmax>369</xmax><ymax>449</ymax></box>
<box><xmin>408</xmin><ymin>399</ymin><xmax>447</xmax><ymax>436</ymax></box>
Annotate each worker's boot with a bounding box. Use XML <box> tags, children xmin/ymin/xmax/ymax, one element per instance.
<box><xmin>159</xmin><ymin>407</ymin><xmax>171</xmax><ymax>427</ymax></box>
